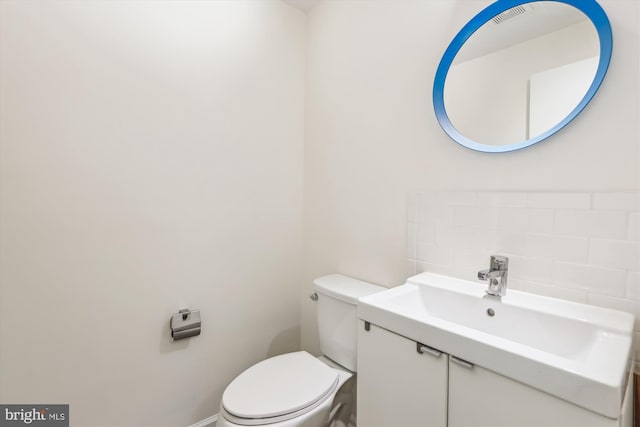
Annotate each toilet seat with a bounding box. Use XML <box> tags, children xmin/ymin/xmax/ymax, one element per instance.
<box><xmin>221</xmin><ymin>351</ymin><xmax>339</xmax><ymax>426</ymax></box>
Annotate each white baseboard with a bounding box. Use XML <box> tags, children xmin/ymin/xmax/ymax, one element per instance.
<box><xmin>188</xmin><ymin>414</ymin><xmax>217</xmax><ymax>427</ymax></box>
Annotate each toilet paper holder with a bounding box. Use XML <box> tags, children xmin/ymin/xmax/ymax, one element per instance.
<box><xmin>170</xmin><ymin>308</ymin><xmax>201</xmax><ymax>341</ymax></box>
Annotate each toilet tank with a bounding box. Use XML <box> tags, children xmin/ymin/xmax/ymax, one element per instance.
<box><xmin>313</xmin><ymin>274</ymin><xmax>385</xmax><ymax>372</ymax></box>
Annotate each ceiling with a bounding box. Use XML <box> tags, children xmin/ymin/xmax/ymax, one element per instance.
<box><xmin>283</xmin><ymin>0</ymin><xmax>322</xmax><ymax>12</ymax></box>
<box><xmin>454</xmin><ymin>2</ymin><xmax>590</xmax><ymax>64</ymax></box>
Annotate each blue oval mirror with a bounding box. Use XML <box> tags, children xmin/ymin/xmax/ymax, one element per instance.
<box><xmin>433</xmin><ymin>0</ymin><xmax>612</xmax><ymax>153</ymax></box>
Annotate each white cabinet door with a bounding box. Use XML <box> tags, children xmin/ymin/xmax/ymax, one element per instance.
<box><xmin>448</xmin><ymin>357</ymin><xmax>619</xmax><ymax>427</ymax></box>
<box><xmin>357</xmin><ymin>321</ymin><xmax>448</xmax><ymax>427</ymax></box>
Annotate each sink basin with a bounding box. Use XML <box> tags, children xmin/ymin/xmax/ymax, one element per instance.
<box><xmin>358</xmin><ymin>272</ymin><xmax>634</xmax><ymax>419</ymax></box>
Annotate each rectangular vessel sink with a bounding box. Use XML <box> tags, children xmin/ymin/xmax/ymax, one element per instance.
<box><xmin>358</xmin><ymin>272</ymin><xmax>634</xmax><ymax>419</ymax></box>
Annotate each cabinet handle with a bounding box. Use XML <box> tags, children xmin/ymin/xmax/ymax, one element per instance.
<box><xmin>416</xmin><ymin>342</ymin><xmax>442</xmax><ymax>358</ymax></box>
<box><xmin>450</xmin><ymin>355</ymin><xmax>474</xmax><ymax>369</ymax></box>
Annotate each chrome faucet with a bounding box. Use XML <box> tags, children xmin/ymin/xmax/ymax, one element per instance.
<box><xmin>478</xmin><ymin>255</ymin><xmax>509</xmax><ymax>298</ymax></box>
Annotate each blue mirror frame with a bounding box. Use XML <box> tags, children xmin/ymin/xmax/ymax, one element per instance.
<box><xmin>433</xmin><ymin>0</ymin><xmax>612</xmax><ymax>153</ymax></box>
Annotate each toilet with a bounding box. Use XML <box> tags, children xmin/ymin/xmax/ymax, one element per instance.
<box><xmin>217</xmin><ymin>274</ymin><xmax>385</xmax><ymax>427</ymax></box>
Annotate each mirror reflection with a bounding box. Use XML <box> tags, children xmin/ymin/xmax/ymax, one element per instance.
<box><xmin>443</xmin><ymin>1</ymin><xmax>600</xmax><ymax>147</ymax></box>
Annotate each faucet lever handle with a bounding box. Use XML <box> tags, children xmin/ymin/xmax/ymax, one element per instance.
<box><xmin>490</xmin><ymin>255</ymin><xmax>508</xmax><ymax>270</ymax></box>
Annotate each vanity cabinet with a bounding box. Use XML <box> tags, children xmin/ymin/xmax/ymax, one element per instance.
<box><xmin>448</xmin><ymin>358</ymin><xmax>625</xmax><ymax>427</ymax></box>
<box><xmin>357</xmin><ymin>321</ymin><xmax>447</xmax><ymax>427</ymax></box>
<box><xmin>357</xmin><ymin>320</ymin><xmax>631</xmax><ymax>427</ymax></box>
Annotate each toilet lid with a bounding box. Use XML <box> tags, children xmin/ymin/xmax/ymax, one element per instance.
<box><xmin>222</xmin><ymin>351</ymin><xmax>338</xmax><ymax>420</ymax></box>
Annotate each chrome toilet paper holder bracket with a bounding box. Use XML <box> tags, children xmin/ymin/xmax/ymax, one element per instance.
<box><xmin>170</xmin><ymin>308</ymin><xmax>201</xmax><ymax>341</ymax></box>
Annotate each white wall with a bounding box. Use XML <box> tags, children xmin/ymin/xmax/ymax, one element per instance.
<box><xmin>302</xmin><ymin>0</ymin><xmax>639</xmax><ymax>354</ymax></box>
<box><xmin>0</xmin><ymin>1</ymin><xmax>305</xmax><ymax>426</ymax></box>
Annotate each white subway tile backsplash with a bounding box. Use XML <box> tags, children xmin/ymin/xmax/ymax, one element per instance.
<box><xmin>527</xmin><ymin>192</ymin><xmax>591</xmax><ymax>210</ymax></box>
<box><xmin>477</xmin><ymin>192</ymin><xmax>527</xmax><ymax>208</ymax></box>
<box><xmin>416</xmin><ymin>243</ymin><xmax>453</xmax><ymax>266</ymax></box>
<box><xmin>507</xmin><ymin>255</ymin><xmax>554</xmax><ymax>281</ymax></box>
<box><xmin>588</xmin><ymin>239</ymin><xmax>639</xmax><ymax>271</ymax></box>
<box><xmin>417</xmin><ymin>222</ymin><xmax>435</xmax><ymax>243</ymax></box>
<box><xmin>627</xmin><ymin>272</ymin><xmax>640</xmax><ymax>300</ymax></box>
<box><xmin>453</xmin><ymin>248</ymin><xmax>490</xmax><ymax>280</ymax></box>
<box><xmin>408</xmin><ymin>191</ymin><xmax>639</xmax><ymax>350</ymax></box>
<box><xmin>554</xmin><ymin>210</ymin><xmax>627</xmax><ymax>239</ymax></box>
<box><xmin>435</xmin><ymin>225</ymin><xmax>477</xmax><ymax>249</ymax></box>
<box><xmin>552</xmin><ymin>262</ymin><xmax>627</xmax><ymax>296</ymax></box>
<box><xmin>525</xmin><ymin>233</ymin><xmax>588</xmax><ymax>263</ymax></box>
<box><xmin>418</xmin><ymin>192</ymin><xmax>440</xmax><ymax>206</ymax></box>
<box><xmin>415</xmin><ymin>261</ymin><xmax>455</xmax><ymax>277</ymax></box>
<box><xmin>407</xmin><ymin>222</ymin><xmax>417</xmax><ymax>259</ymax></box>
<box><xmin>407</xmin><ymin>260</ymin><xmax>417</xmax><ymax>277</ymax></box>
<box><xmin>506</xmin><ymin>277</ymin><xmax>526</xmax><ymax>291</ymax></box>
<box><xmin>417</xmin><ymin>205</ymin><xmax>453</xmax><ymax>228</ymax></box>
<box><xmin>493</xmin><ymin>231</ymin><xmax>527</xmax><ymax>255</ymax></box>
<box><xmin>437</xmin><ymin>192</ymin><xmax>477</xmax><ymax>206</ymax></box>
<box><xmin>453</xmin><ymin>206</ymin><xmax>500</xmax><ymax>230</ymax></box>
<box><xmin>498</xmin><ymin>208</ymin><xmax>554</xmax><ymax>234</ymax></box>
<box><xmin>593</xmin><ymin>192</ymin><xmax>640</xmax><ymax>211</ymax></box>
<box><xmin>408</xmin><ymin>193</ymin><xmax>419</xmax><ymax>223</ymax></box>
<box><xmin>475</xmin><ymin>229</ymin><xmax>501</xmax><ymax>253</ymax></box>
<box><xmin>628</xmin><ymin>212</ymin><xmax>639</xmax><ymax>241</ymax></box>
<box><xmin>521</xmin><ymin>280</ymin><xmax>588</xmax><ymax>304</ymax></box>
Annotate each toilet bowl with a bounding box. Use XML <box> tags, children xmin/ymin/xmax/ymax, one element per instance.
<box><xmin>217</xmin><ymin>352</ymin><xmax>352</xmax><ymax>427</ymax></box>
<box><xmin>217</xmin><ymin>274</ymin><xmax>385</xmax><ymax>427</ymax></box>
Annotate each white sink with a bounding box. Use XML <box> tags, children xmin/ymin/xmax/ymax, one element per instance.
<box><xmin>358</xmin><ymin>272</ymin><xmax>634</xmax><ymax>419</ymax></box>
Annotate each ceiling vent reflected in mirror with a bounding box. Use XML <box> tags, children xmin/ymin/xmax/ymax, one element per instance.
<box><xmin>492</xmin><ymin>5</ymin><xmax>532</xmax><ymax>25</ymax></box>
